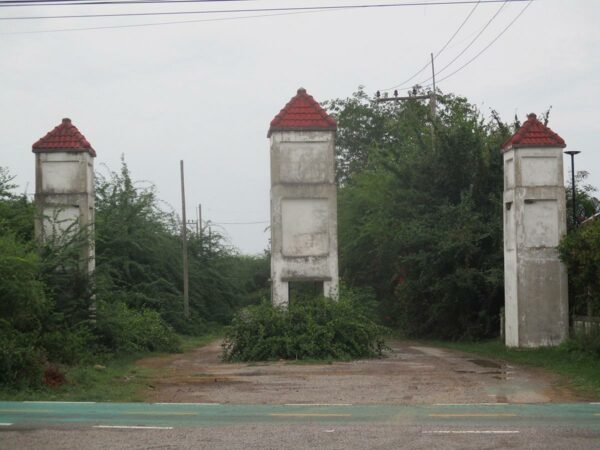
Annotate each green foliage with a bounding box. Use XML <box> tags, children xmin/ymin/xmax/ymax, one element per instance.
<box><xmin>222</xmin><ymin>287</ymin><xmax>386</xmax><ymax>362</ymax></box>
<box><xmin>0</xmin><ymin>322</ymin><xmax>45</xmax><ymax>387</ymax></box>
<box><xmin>329</xmin><ymin>88</ymin><xmax>509</xmax><ymax>339</ymax></box>
<box><xmin>559</xmin><ymin>219</ymin><xmax>600</xmax><ymax>316</ymax></box>
<box><xmin>566</xmin><ymin>171</ymin><xmax>600</xmax><ymax>229</ymax></box>
<box><xmin>94</xmin><ymin>159</ymin><xmax>261</xmax><ymax>334</ymax></box>
<box><xmin>94</xmin><ymin>301</ymin><xmax>181</xmax><ymax>354</ymax></box>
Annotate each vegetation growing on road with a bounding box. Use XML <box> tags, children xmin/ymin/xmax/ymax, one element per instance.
<box><xmin>222</xmin><ymin>287</ymin><xmax>386</xmax><ymax>362</ymax></box>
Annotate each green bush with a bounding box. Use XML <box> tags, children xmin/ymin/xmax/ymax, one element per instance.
<box><xmin>559</xmin><ymin>219</ymin><xmax>600</xmax><ymax>316</ymax></box>
<box><xmin>94</xmin><ymin>302</ymin><xmax>181</xmax><ymax>354</ymax></box>
<box><xmin>221</xmin><ymin>287</ymin><xmax>386</xmax><ymax>362</ymax></box>
<box><xmin>0</xmin><ymin>322</ymin><xmax>45</xmax><ymax>387</ymax></box>
<box><xmin>39</xmin><ymin>327</ymin><xmax>96</xmax><ymax>365</ymax></box>
<box><xmin>563</xmin><ymin>329</ymin><xmax>600</xmax><ymax>358</ymax></box>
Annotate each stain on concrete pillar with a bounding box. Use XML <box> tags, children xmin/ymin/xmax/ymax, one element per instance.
<box><xmin>32</xmin><ymin>117</ymin><xmax>96</xmax><ymax>275</ymax></box>
<box><xmin>502</xmin><ymin>113</ymin><xmax>568</xmax><ymax>347</ymax></box>
<box><xmin>268</xmin><ymin>88</ymin><xmax>339</xmax><ymax>306</ymax></box>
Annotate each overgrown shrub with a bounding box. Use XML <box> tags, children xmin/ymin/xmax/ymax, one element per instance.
<box><xmin>222</xmin><ymin>287</ymin><xmax>386</xmax><ymax>362</ymax></box>
<box><xmin>559</xmin><ymin>219</ymin><xmax>600</xmax><ymax>316</ymax></box>
<box><xmin>563</xmin><ymin>329</ymin><xmax>600</xmax><ymax>358</ymax></box>
<box><xmin>0</xmin><ymin>322</ymin><xmax>45</xmax><ymax>387</ymax></box>
<box><xmin>94</xmin><ymin>301</ymin><xmax>181</xmax><ymax>354</ymax></box>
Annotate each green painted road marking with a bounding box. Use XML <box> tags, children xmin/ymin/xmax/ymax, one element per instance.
<box><xmin>269</xmin><ymin>413</ymin><xmax>352</xmax><ymax>417</ymax></box>
<box><xmin>430</xmin><ymin>413</ymin><xmax>517</xmax><ymax>418</ymax></box>
<box><xmin>121</xmin><ymin>411</ymin><xmax>198</xmax><ymax>416</ymax></box>
<box><xmin>0</xmin><ymin>409</ymin><xmax>51</xmax><ymax>414</ymax></box>
<box><xmin>0</xmin><ymin>401</ymin><xmax>599</xmax><ymax>430</ymax></box>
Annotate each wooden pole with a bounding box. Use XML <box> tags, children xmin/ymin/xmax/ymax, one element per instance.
<box><xmin>180</xmin><ymin>160</ymin><xmax>190</xmax><ymax>319</ymax></box>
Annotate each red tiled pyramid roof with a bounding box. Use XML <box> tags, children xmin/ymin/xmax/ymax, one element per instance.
<box><xmin>268</xmin><ymin>87</ymin><xmax>336</xmax><ymax>137</ymax></box>
<box><xmin>502</xmin><ymin>113</ymin><xmax>566</xmax><ymax>152</ymax></box>
<box><xmin>32</xmin><ymin>118</ymin><xmax>96</xmax><ymax>157</ymax></box>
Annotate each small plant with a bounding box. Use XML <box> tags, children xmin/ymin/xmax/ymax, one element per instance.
<box><xmin>221</xmin><ymin>287</ymin><xmax>386</xmax><ymax>362</ymax></box>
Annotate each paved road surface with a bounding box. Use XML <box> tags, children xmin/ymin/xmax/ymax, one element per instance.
<box><xmin>1</xmin><ymin>401</ymin><xmax>600</xmax><ymax>449</ymax></box>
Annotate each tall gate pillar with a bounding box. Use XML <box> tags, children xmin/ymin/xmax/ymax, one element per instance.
<box><xmin>268</xmin><ymin>88</ymin><xmax>339</xmax><ymax>306</ymax></box>
<box><xmin>33</xmin><ymin>118</ymin><xmax>96</xmax><ymax>274</ymax></box>
<box><xmin>502</xmin><ymin>113</ymin><xmax>568</xmax><ymax>347</ymax></box>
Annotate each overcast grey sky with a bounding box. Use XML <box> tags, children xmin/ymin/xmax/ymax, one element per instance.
<box><xmin>1</xmin><ymin>0</ymin><xmax>598</xmax><ymax>254</ymax></box>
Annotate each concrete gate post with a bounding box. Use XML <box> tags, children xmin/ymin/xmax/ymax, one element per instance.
<box><xmin>33</xmin><ymin>118</ymin><xmax>96</xmax><ymax>274</ymax></box>
<box><xmin>268</xmin><ymin>88</ymin><xmax>339</xmax><ymax>307</ymax></box>
<box><xmin>502</xmin><ymin>113</ymin><xmax>568</xmax><ymax>347</ymax></box>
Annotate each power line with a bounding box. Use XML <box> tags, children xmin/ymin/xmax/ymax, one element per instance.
<box><xmin>0</xmin><ymin>0</ymin><xmax>252</xmax><ymax>7</ymax></box>
<box><xmin>432</xmin><ymin>0</ymin><xmax>532</xmax><ymax>84</ymax></box>
<box><xmin>382</xmin><ymin>0</ymin><xmax>481</xmax><ymax>91</ymax></box>
<box><xmin>418</xmin><ymin>0</ymin><xmax>509</xmax><ymax>85</ymax></box>
<box><xmin>0</xmin><ymin>0</ymin><xmax>534</xmax><ymax>21</ymax></box>
<box><xmin>0</xmin><ymin>8</ymin><xmax>325</xmax><ymax>33</ymax></box>
<box><xmin>387</xmin><ymin>0</ymin><xmax>510</xmax><ymax>92</ymax></box>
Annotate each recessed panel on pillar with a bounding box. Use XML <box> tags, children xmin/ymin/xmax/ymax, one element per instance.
<box><xmin>268</xmin><ymin>88</ymin><xmax>339</xmax><ymax>306</ymax></box>
<box><xmin>502</xmin><ymin>113</ymin><xmax>568</xmax><ymax>348</ymax></box>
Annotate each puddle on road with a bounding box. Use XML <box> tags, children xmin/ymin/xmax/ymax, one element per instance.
<box><xmin>469</xmin><ymin>359</ymin><xmax>502</xmax><ymax>369</ymax></box>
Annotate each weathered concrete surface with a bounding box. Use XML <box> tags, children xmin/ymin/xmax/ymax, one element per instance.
<box><xmin>269</xmin><ymin>128</ymin><xmax>339</xmax><ymax>306</ymax></box>
<box><xmin>503</xmin><ymin>145</ymin><xmax>568</xmax><ymax>347</ymax></box>
<box><xmin>34</xmin><ymin>146</ymin><xmax>95</xmax><ymax>273</ymax></box>
<box><xmin>138</xmin><ymin>340</ymin><xmax>589</xmax><ymax>405</ymax></box>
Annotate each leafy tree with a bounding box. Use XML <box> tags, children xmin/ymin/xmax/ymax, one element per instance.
<box><xmin>566</xmin><ymin>170</ymin><xmax>600</xmax><ymax>229</ymax></box>
<box><xmin>559</xmin><ymin>219</ymin><xmax>600</xmax><ymax>317</ymax></box>
<box><xmin>328</xmin><ymin>88</ymin><xmax>510</xmax><ymax>339</ymax></box>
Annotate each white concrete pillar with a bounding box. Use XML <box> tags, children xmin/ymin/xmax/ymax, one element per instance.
<box><xmin>502</xmin><ymin>113</ymin><xmax>568</xmax><ymax>347</ymax></box>
<box><xmin>33</xmin><ymin>118</ymin><xmax>96</xmax><ymax>274</ymax></box>
<box><xmin>268</xmin><ymin>88</ymin><xmax>339</xmax><ymax>306</ymax></box>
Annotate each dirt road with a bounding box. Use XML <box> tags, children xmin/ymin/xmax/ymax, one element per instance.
<box><xmin>137</xmin><ymin>339</ymin><xmax>588</xmax><ymax>404</ymax></box>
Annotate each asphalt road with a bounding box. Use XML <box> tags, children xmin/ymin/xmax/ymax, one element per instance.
<box><xmin>1</xmin><ymin>401</ymin><xmax>600</xmax><ymax>449</ymax></box>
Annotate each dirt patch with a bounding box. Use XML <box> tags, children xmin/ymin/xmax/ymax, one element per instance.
<box><xmin>137</xmin><ymin>339</ymin><xmax>591</xmax><ymax>404</ymax></box>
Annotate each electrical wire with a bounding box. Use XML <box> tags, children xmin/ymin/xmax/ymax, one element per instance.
<box><xmin>0</xmin><ymin>8</ymin><xmax>325</xmax><ymax>33</ymax></box>
<box><xmin>384</xmin><ymin>0</ymin><xmax>511</xmax><ymax>93</ymax></box>
<box><xmin>0</xmin><ymin>0</ymin><xmax>253</xmax><ymax>7</ymax></box>
<box><xmin>381</xmin><ymin>0</ymin><xmax>481</xmax><ymax>91</ymax></box>
<box><xmin>432</xmin><ymin>0</ymin><xmax>532</xmax><ymax>85</ymax></box>
<box><xmin>0</xmin><ymin>0</ymin><xmax>533</xmax><ymax>21</ymax></box>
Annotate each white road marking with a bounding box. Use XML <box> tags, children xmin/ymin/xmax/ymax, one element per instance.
<box><xmin>24</xmin><ymin>401</ymin><xmax>96</xmax><ymax>404</ymax></box>
<box><xmin>0</xmin><ymin>423</ymin><xmax>13</xmax><ymax>426</ymax></box>
<box><xmin>590</xmin><ymin>402</ymin><xmax>600</xmax><ymax>405</ymax></box>
<box><xmin>323</xmin><ymin>429</ymin><xmax>336</xmax><ymax>433</ymax></box>
<box><xmin>153</xmin><ymin>402</ymin><xmax>220</xmax><ymax>406</ymax></box>
<box><xmin>285</xmin><ymin>403</ymin><xmax>352</xmax><ymax>406</ymax></box>
<box><xmin>423</xmin><ymin>430</ymin><xmax>520</xmax><ymax>434</ymax></box>
<box><xmin>93</xmin><ymin>425</ymin><xmax>174</xmax><ymax>430</ymax></box>
<box><xmin>434</xmin><ymin>403</ymin><xmax>509</xmax><ymax>406</ymax></box>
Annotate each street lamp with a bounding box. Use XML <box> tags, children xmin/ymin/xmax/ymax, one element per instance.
<box><xmin>564</xmin><ymin>150</ymin><xmax>581</xmax><ymax>227</ymax></box>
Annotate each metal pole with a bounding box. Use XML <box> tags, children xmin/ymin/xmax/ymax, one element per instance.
<box><xmin>180</xmin><ymin>160</ymin><xmax>190</xmax><ymax>319</ymax></box>
<box><xmin>571</xmin><ymin>153</ymin><xmax>577</xmax><ymax>227</ymax></box>
<box><xmin>565</xmin><ymin>150</ymin><xmax>581</xmax><ymax>228</ymax></box>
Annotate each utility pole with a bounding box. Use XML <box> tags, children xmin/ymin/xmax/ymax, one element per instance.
<box><xmin>430</xmin><ymin>52</ymin><xmax>437</xmax><ymax>119</ymax></box>
<box><xmin>564</xmin><ymin>150</ymin><xmax>581</xmax><ymax>227</ymax></box>
<box><xmin>180</xmin><ymin>160</ymin><xmax>190</xmax><ymax>319</ymax></box>
<box><xmin>429</xmin><ymin>52</ymin><xmax>436</xmax><ymax>150</ymax></box>
<box><xmin>376</xmin><ymin>52</ymin><xmax>437</xmax><ymax>150</ymax></box>
<box><xmin>197</xmin><ymin>203</ymin><xmax>202</xmax><ymax>237</ymax></box>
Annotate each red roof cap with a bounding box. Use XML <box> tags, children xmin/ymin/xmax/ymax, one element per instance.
<box><xmin>32</xmin><ymin>118</ymin><xmax>96</xmax><ymax>157</ymax></box>
<box><xmin>501</xmin><ymin>113</ymin><xmax>566</xmax><ymax>152</ymax></box>
<box><xmin>268</xmin><ymin>87</ymin><xmax>336</xmax><ymax>137</ymax></box>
